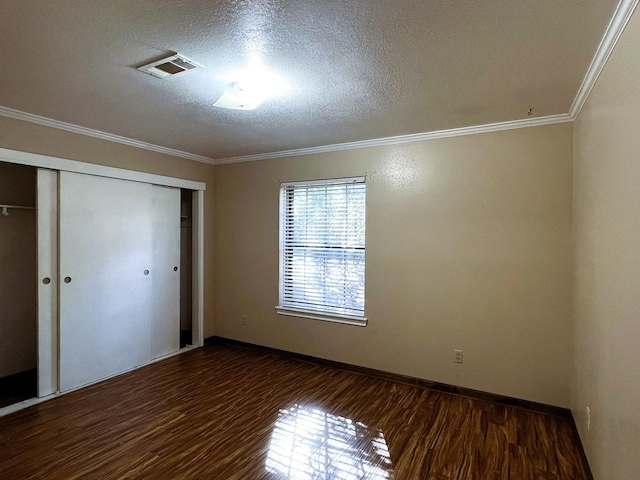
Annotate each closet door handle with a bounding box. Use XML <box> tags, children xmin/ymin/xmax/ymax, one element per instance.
<box><xmin>42</xmin><ymin>277</ymin><xmax>51</xmax><ymax>285</ymax></box>
<box><xmin>64</xmin><ymin>276</ymin><xmax>72</xmax><ymax>283</ymax></box>
<box><xmin>144</xmin><ymin>270</ymin><xmax>150</xmax><ymax>276</ymax></box>
<box><xmin>173</xmin><ymin>266</ymin><xmax>178</xmax><ymax>272</ymax></box>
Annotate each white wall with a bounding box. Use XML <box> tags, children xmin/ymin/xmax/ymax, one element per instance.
<box><xmin>0</xmin><ymin>162</ymin><xmax>37</xmax><ymax>378</ymax></box>
<box><xmin>214</xmin><ymin>123</ymin><xmax>574</xmax><ymax>407</ymax></box>
<box><xmin>572</xmin><ymin>5</ymin><xmax>640</xmax><ymax>479</ymax></box>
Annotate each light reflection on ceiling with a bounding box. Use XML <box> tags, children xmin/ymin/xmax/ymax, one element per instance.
<box><xmin>266</xmin><ymin>404</ymin><xmax>393</xmax><ymax>479</ymax></box>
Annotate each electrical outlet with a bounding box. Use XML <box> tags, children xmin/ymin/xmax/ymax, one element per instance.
<box><xmin>454</xmin><ymin>349</ymin><xmax>463</xmax><ymax>364</ymax></box>
<box><xmin>242</xmin><ymin>315</ymin><xmax>247</xmax><ymax>327</ymax></box>
<box><xmin>586</xmin><ymin>406</ymin><xmax>591</xmax><ymax>430</ymax></box>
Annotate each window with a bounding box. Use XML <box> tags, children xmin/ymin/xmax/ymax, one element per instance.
<box><xmin>276</xmin><ymin>177</ymin><xmax>367</xmax><ymax>326</ymax></box>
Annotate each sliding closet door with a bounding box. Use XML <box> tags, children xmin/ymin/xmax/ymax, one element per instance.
<box><xmin>37</xmin><ymin>169</ymin><xmax>58</xmax><ymax>397</ymax></box>
<box><xmin>59</xmin><ymin>172</ymin><xmax>152</xmax><ymax>392</ymax></box>
<box><xmin>150</xmin><ymin>185</ymin><xmax>180</xmax><ymax>359</ymax></box>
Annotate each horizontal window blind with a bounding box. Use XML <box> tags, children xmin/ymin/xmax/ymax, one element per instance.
<box><xmin>279</xmin><ymin>177</ymin><xmax>366</xmax><ymax>318</ymax></box>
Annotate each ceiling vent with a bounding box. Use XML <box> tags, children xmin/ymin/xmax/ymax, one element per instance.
<box><xmin>137</xmin><ymin>54</ymin><xmax>203</xmax><ymax>79</ymax></box>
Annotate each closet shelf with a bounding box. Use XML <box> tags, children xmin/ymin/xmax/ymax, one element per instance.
<box><xmin>1</xmin><ymin>204</ymin><xmax>36</xmax><ymax>216</ymax></box>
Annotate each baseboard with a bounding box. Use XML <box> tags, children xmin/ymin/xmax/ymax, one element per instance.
<box><xmin>205</xmin><ymin>336</ymin><xmax>570</xmax><ymax>418</ymax></box>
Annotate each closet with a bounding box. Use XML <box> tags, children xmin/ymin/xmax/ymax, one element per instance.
<box><xmin>0</xmin><ymin>162</ymin><xmax>37</xmax><ymax>407</ymax></box>
<box><xmin>0</xmin><ymin>148</ymin><xmax>205</xmax><ymax>407</ymax></box>
<box><xmin>58</xmin><ymin>172</ymin><xmax>181</xmax><ymax>391</ymax></box>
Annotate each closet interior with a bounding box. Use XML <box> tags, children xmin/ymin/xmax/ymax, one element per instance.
<box><xmin>180</xmin><ymin>189</ymin><xmax>193</xmax><ymax>348</ymax></box>
<box><xmin>0</xmin><ymin>161</ymin><xmax>37</xmax><ymax>408</ymax></box>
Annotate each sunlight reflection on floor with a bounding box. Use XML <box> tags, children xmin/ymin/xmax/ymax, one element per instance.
<box><xmin>266</xmin><ymin>404</ymin><xmax>394</xmax><ymax>479</ymax></box>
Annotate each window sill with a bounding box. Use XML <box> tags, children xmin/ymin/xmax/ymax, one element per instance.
<box><xmin>275</xmin><ymin>306</ymin><xmax>368</xmax><ymax>327</ymax></box>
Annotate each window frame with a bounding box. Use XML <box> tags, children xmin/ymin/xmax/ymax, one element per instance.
<box><xmin>275</xmin><ymin>176</ymin><xmax>367</xmax><ymax>327</ymax></box>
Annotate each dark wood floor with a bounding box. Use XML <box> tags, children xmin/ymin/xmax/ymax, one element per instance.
<box><xmin>0</xmin><ymin>344</ymin><xmax>588</xmax><ymax>479</ymax></box>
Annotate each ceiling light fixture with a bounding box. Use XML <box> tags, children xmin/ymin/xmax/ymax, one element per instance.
<box><xmin>213</xmin><ymin>80</ymin><xmax>268</xmax><ymax>110</ymax></box>
<box><xmin>213</xmin><ymin>70</ymin><xmax>287</xmax><ymax>111</ymax></box>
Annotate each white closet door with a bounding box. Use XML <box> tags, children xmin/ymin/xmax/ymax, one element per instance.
<box><xmin>150</xmin><ymin>185</ymin><xmax>181</xmax><ymax>359</ymax></box>
<box><xmin>37</xmin><ymin>169</ymin><xmax>58</xmax><ymax>397</ymax></box>
<box><xmin>59</xmin><ymin>172</ymin><xmax>152</xmax><ymax>392</ymax></box>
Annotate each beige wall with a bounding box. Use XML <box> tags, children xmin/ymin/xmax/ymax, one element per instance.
<box><xmin>214</xmin><ymin>123</ymin><xmax>574</xmax><ymax>407</ymax></box>
<box><xmin>0</xmin><ymin>116</ymin><xmax>216</xmax><ymax>337</ymax></box>
<box><xmin>0</xmin><ymin>162</ymin><xmax>37</xmax><ymax>377</ymax></box>
<box><xmin>572</xmin><ymin>6</ymin><xmax>640</xmax><ymax>479</ymax></box>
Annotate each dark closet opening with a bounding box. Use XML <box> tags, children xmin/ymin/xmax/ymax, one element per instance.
<box><xmin>0</xmin><ymin>161</ymin><xmax>37</xmax><ymax>408</ymax></box>
<box><xmin>179</xmin><ymin>189</ymin><xmax>193</xmax><ymax>348</ymax></box>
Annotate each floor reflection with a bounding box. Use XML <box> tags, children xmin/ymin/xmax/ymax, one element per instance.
<box><xmin>266</xmin><ymin>404</ymin><xmax>394</xmax><ymax>479</ymax></box>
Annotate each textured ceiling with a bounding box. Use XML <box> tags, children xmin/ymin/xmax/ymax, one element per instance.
<box><xmin>0</xmin><ymin>1</ymin><xmax>620</xmax><ymax>161</ymax></box>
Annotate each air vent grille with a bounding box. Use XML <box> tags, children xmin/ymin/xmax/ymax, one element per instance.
<box><xmin>170</xmin><ymin>57</ymin><xmax>198</xmax><ymax>71</ymax></box>
<box><xmin>138</xmin><ymin>54</ymin><xmax>203</xmax><ymax>79</ymax></box>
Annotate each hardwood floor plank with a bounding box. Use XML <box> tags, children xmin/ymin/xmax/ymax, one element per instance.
<box><xmin>0</xmin><ymin>344</ymin><xmax>589</xmax><ymax>479</ymax></box>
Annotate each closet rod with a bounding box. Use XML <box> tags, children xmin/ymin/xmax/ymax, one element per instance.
<box><xmin>0</xmin><ymin>204</ymin><xmax>36</xmax><ymax>216</ymax></box>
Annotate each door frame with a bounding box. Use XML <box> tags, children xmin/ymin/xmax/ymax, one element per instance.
<box><xmin>0</xmin><ymin>147</ymin><xmax>206</xmax><ymax>399</ymax></box>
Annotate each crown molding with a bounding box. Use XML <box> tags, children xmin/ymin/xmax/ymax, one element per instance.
<box><xmin>3</xmin><ymin>0</ymin><xmax>635</xmax><ymax>168</ymax></box>
<box><xmin>0</xmin><ymin>105</ymin><xmax>215</xmax><ymax>165</ymax></box>
<box><xmin>0</xmin><ymin>103</ymin><xmax>571</xmax><ymax>167</ymax></box>
<box><xmin>569</xmin><ymin>0</ymin><xmax>639</xmax><ymax>118</ymax></box>
<box><xmin>214</xmin><ymin>114</ymin><xmax>573</xmax><ymax>165</ymax></box>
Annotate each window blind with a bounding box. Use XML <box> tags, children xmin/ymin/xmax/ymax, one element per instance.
<box><xmin>279</xmin><ymin>177</ymin><xmax>366</xmax><ymax>318</ymax></box>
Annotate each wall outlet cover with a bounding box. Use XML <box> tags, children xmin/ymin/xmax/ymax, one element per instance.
<box><xmin>454</xmin><ymin>349</ymin><xmax>463</xmax><ymax>364</ymax></box>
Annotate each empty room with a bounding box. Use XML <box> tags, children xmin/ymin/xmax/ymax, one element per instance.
<box><xmin>1</xmin><ymin>1</ymin><xmax>639</xmax><ymax>478</ymax></box>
